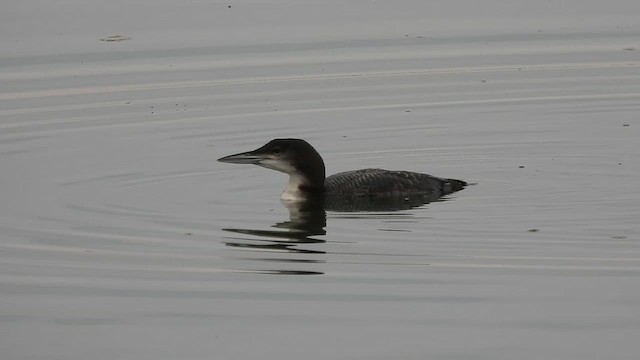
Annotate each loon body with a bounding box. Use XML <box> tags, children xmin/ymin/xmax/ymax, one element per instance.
<box><xmin>218</xmin><ymin>139</ymin><xmax>466</xmax><ymax>202</ymax></box>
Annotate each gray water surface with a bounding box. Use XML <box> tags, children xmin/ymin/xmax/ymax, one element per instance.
<box><xmin>2</xmin><ymin>1</ymin><xmax>640</xmax><ymax>359</ymax></box>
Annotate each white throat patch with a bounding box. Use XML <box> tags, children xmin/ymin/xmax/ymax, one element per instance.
<box><xmin>281</xmin><ymin>172</ymin><xmax>308</xmax><ymax>201</ymax></box>
<box><xmin>257</xmin><ymin>158</ymin><xmax>310</xmax><ymax>201</ymax></box>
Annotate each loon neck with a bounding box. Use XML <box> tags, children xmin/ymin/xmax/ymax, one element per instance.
<box><xmin>279</xmin><ymin>142</ymin><xmax>326</xmax><ymax>200</ymax></box>
<box><xmin>281</xmin><ymin>171</ymin><xmax>325</xmax><ymax>200</ymax></box>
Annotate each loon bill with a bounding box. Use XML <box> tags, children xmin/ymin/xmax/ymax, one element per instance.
<box><xmin>218</xmin><ymin>138</ymin><xmax>466</xmax><ymax>201</ymax></box>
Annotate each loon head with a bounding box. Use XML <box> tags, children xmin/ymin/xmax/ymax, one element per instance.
<box><xmin>218</xmin><ymin>138</ymin><xmax>326</xmax><ymax>200</ymax></box>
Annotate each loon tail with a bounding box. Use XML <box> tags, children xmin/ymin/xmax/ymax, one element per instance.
<box><xmin>444</xmin><ymin>178</ymin><xmax>467</xmax><ymax>193</ymax></box>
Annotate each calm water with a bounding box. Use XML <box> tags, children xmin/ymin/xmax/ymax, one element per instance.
<box><xmin>2</xmin><ymin>1</ymin><xmax>640</xmax><ymax>359</ymax></box>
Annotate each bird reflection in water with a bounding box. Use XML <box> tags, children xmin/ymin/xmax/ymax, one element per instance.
<box><xmin>222</xmin><ymin>192</ymin><xmax>451</xmax><ymax>275</ymax></box>
<box><xmin>223</xmin><ymin>198</ymin><xmax>327</xmax><ymax>275</ymax></box>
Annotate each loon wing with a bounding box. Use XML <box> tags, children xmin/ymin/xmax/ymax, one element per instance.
<box><xmin>324</xmin><ymin>168</ymin><xmax>465</xmax><ymax>197</ymax></box>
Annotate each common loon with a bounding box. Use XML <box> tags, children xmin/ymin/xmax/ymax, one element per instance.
<box><xmin>218</xmin><ymin>138</ymin><xmax>467</xmax><ymax>201</ymax></box>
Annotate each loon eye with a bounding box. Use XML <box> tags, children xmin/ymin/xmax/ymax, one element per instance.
<box><xmin>271</xmin><ymin>147</ymin><xmax>281</xmax><ymax>154</ymax></box>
